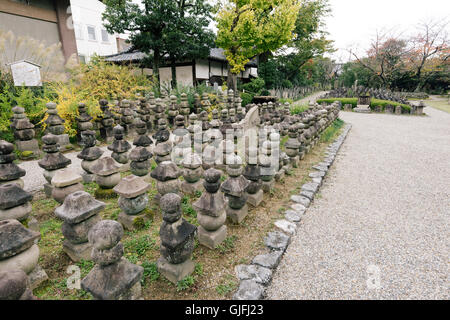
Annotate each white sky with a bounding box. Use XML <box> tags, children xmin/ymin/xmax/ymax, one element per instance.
<box><xmin>324</xmin><ymin>0</ymin><xmax>450</xmax><ymax>63</ymax></box>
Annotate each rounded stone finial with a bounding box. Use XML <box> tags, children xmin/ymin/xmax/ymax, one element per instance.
<box><xmin>204</xmin><ymin>168</ymin><xmax>221</xmax><ymax>183</ymax></box>
<box><xmin>88</xmin><ymin>220</ymin><xmax>123</xmax><ymax>251</ymax></box>
<box><xmin>113</xmin><ymin>125</ymin><xmax>124</xmax><ymax>134</ymax></box>
<box><xmin>160</xmin><ymin>193</ymin><xmax>181</xmax><ymax>214</ymax></box>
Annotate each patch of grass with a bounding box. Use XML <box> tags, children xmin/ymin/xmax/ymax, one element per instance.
<box><xmin>83</xmin><ymin>182</ymin><xmax>97</xmax><ymax>195</ymax></box>
<box><xmin>181</xmin><ymin>195</ymin><xmax>197</xmax><ymax>218</ymax></box>
<box><xmin>176</xmin><ymin>275</ymin><xmax>195</xmax><ymax>291</ymax></box>
<box><xmin>317</xmin><ymin>97</ymin><xmax>412</xmax><ymax>113</ymax></box>
<box><xmin>124</xmin><ymin>234</ymin><xmax>156</xmax><ymax>257</ymax></box>
<box><xmin>216</xmin><ymin>276</ymin><xmax>237</xmax><ymax>296</ymax></box>
<box><xmin>216</xmin><ymin>235</ymin><xmax>237</xmax><ymax>254</ymax></box>
<box><xmin>291</xmin><ymin>105</ymin><xmax>309</xmax><ymax>115</ymax></box>
<box><xmin>141</xmin><ymin>261</ymin><xmax>160</xmax><ymax>286</ymax></box>
<box><xmin>425</xmin><ymin>100</ymin><xmax>450</xmax><ymax>114</ymax></box>
<box><xmin>320</xmin><ymin>119</ymin><xmax>344</xmax><ymax>143</ymax></box>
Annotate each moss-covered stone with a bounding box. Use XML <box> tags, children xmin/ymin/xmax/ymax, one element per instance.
<box><xmin>94</xmin><ymin>187</ymin><xmax>117</xmax><ymax>199</ymax></box>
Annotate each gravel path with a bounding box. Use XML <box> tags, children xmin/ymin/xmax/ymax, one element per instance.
<box><xmin>266</xmin><ymin>107</ymin><xmax>450</xmax><ymax>299</ymax></box>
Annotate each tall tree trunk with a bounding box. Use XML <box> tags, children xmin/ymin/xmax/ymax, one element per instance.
<box><xmin>153</xmin><ymin>48</ymin><xmax>161</xmax><ymax>93</ymax></box>
<box><xmin>226</xmin><ymin>64</ymin><xmax>238</xmax><ymax>92</ymax></box>
<box><xmin>170</xmin><ymin>57</ymin><xmax>177</xmax><ymax>90</ymax></box>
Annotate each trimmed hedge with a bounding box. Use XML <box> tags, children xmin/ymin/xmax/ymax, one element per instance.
<box><xmin>317</xmin><ymin>98</ymin><xmax>412</xmax><ymax>113</ymax></box>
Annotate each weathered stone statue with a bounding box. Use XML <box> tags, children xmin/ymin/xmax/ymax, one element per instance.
<box><xmin>157</xmin><ymin>193</ymin><xmax>197</xmax><ymax>283</ymax></box>
<box><xmin>180</xmin><ymin>153</ymin><xmax>203</xmax><ymax>194</ymax></box>
<box><xmin>44</xmin><ymin>102</ymin><xmax>71</xmax><ymax>150</ymax></box>
<box><xmin>0</xmin><ymin>269</ymin><xmax>37</xmax><ymax>300</ymax></box>
<box><xmin>0</xmin><ymin>219</ymin><xmax>48</xmax><ymax>290</ymax></box>
<box><xmin>38</xmin><ymin>133</ymin><xmax>72</xmax><ymax>197</ymax></box>
<box><xmin>90</xmin><ymin>157</ymin><xmax>121</xmax><ymax>199</ymax></box>
<box><xmin>0</xmin><ymin>182</ymin><xmax>33</xmax><ymax>222</ymax></box>
<box><xmin>151</xmin><ymin>160</ymin><xmax>181</xmax><ymax>201</ymax></box>
<box><xmin>98</xmin><ymin>99</ymin><xmax>115</xmax><ymax>143</ymax></box>
<box><xmin>221</xmin><ymin>154</ymin><xmax>250</xmax><ymax>224</ymax></box>
<box><xmin>76</xmin><ymin>103</ymin><xmax>93</xmax><ymax>146</ymax></box>
<box><xmin>129</xmin><ymin>146</ymin><xmax>152</xmax><ymax>180</ymax></box>
<box><xmin>0</xmin><ymin>140</ymin><xmax>26</xmax><ymax>188</ymax></box>
<box><xmin>108</xmin><ymin>125</ymin><xmax>131</xmax><ymax>172</ymax></box>
<box><xmin>10</xmin><ymin>106</ymin><xmax>40</xmax><ymax>159</ymax></box>
<box><xmin>193</xmin><ymin>168</ymin><xmax>227</xmax><ymax>249</ymax></box>
<box><xmin>78</xmin><ymin>130</ymin><xmax>104</xmax><ymax>183</ymax></box>
<box><xmin>81</xmin><ymin>220</ymin><xmax>144</xmax><ymax>300</ymax></box>
<box><xmin>243</xmin><ymin>147</ymin><xmax>263</xmax><ymax>207</ymax></box>
<box><xmin>114</xmin><ymin>175</ymin><xmax>151</xmax><ymax>231</ymax></box>
<box><xmin>55</xmin><ymin>191</ymin><xmax>105</xmax><ymax>261</ymax></box>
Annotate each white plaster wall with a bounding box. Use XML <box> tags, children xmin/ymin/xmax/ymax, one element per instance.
<box><xmin>70</xmin><ymin>0</ymin><xmax>118</xmax><ymax>62</ymax></box>
<box><xmin>195</xmin><ymin>60</ymin><xmax>209</xmax><ymax>79</ymax></box>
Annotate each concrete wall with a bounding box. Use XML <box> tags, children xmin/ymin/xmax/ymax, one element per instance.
<box><xmin>0</xmin><ymin>12</ymin><xmax>61</xmax><ymax>63</ymax></box>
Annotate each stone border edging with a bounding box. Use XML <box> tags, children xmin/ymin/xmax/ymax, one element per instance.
<box><xmin>232</xmin><ymin>123</ymin><xmax>353</xmax><ymax>300</ymax></box>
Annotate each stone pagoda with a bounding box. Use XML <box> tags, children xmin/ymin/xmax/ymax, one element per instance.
<box><xmin>81</xmin><ymin>220</ymin><xmax>144</xmax><ymax>300</ymax></box>
<box><xmin>193</xmin><ymin>168</ymin><xmax>227</xmax><ymax>249</ymax></box>
<box><xmin>44</xmin><ymin>102</ymin><xmax>71</xmax><ymax>150</ymax></box>
<box><xmin>0</xmin><ymin>219</ymin><xmax>48</xmax><ymax>289</ymax></box>
<box><xmin>76</xmin><ymin>103</ymin><xmax>93</xmax><ymax>146</ymax></box>
<box><xmin>38</xmin><ymin>133</ymin><xmax>72</xmax><ymax>197</ymax></box>
<box><xmin>0</xmin><ymin>140</ymin><xmax>26</xmax><ymax>188</ymax></box>
<box><xmin>78</xmin><ymin>130</ymin><xmax>104</xmax><ymax>183</ymax></box>
<box><xmin>157</xmin><ymin>193</ymin><xmax>197</xmax><ymax>283</ymax></box>
<box><xmin>221</xmin><ymin>154</ymin><xmax>250</xmax><ymax>224</ymax></box>
<box><xmin>114</xmin><ymin>175</ymin><xmax>151</xmax><ymax>231</ymax></box>
<box><xmin>55</xmin><ymin>191</ymin><xmax>105</xmax><ymax>261</ymax></box>
<box><xmin>10</xmin><ymin>106</ymin><xmax>40</xmax><ymax>158</ymax></box>
<box><xmin>0</xmin><ymin>183</ymin><xmax>32</xmax><ymax>222</ymax></box>
<box><xmin>108</xmin><ymin>125</ymin><xmax>131</xmax><ymax>172</ymax></box>
<box><xmin>90</xmin><ymin>157</ymin><xmax>121</xmax><ymax>199</ymax></box>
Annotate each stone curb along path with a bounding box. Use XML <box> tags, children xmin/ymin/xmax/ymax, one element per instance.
<box><xmin>232</xmin><ymin>123</ymin><xmax>352</xmax><ymax>300</ymax></box>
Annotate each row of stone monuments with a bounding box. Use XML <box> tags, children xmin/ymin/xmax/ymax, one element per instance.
<box><xmin>0</xmin><ymin>91</ymin><xmax>340</xmax><ymax>300</ymax></box>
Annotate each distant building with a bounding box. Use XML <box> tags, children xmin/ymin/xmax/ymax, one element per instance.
<box><xmin>0</xmin><ymin>0</ymin><xmax>77</xmax><ymax>62</ymax></box>
<box><xmin>104</xmin><ymin>48</ymin><xmax>259</xmax><ymax>86</ymax></box>
<box><xmin>71</xmin><ymin>0</ymin><xmax>123</xmax><ymax>63</ymax></box>
<box><xmin>0</xmin><ymin>0</ymin><xmax>124</xmax><ymax>66</ymax></box>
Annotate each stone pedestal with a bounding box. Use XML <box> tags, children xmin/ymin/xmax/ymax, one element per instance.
<box><xmin>261</xmin><ymin>180</ymin><xmax>275</xmax><ymax>193</ymax></box>
<box><xmin>226</xmin><ymin>204</ymin><xmax>248</xmax><ymax>224</ymax></box>
<box><xmin>157</xmin><ymin>256</ymin><xmax>195</xmax><ymax>284</ymax></box>
<box><xmin>247</xmin><ymin>189</ymin><xmax>263</xmax><ymax>207</ymax></box>
<box><xmin>197</xmin><ymin>225</ymin><xmax>227</xmax><ymax>249</ymax></box>
<box><xmin>354</xmin><ymin>105</ymin><xmax>371</xmax><ymax>113</ymax></box>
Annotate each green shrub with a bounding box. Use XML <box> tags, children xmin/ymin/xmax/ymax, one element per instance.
<box><xmin>291</xmin><ymin>105</ymin><xmax>309</xmax><ymax>115</ymax></box>
<box><xmin>316</xmin><ymin>98</ymin><xmax>411</xmax><ymax>113</ymax></box>
<box><xmin>240</xmin><ymin>92</ymin><xmax>253</xmax><ymax>107</ymax></box>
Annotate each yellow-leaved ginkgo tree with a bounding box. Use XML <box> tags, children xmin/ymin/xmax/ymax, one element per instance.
<box><xmin>216</xmin><ymin>0</ymin><xmax>301</xmax><ymax>91</ymax></box>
